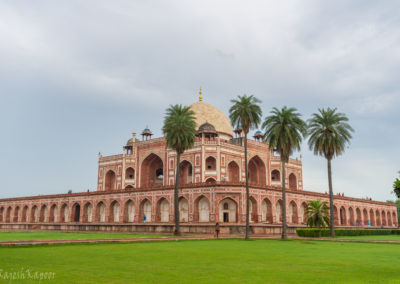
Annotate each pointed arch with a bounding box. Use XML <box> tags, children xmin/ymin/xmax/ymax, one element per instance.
<box><xmin>125</xmin><ymin>167</ymin><xmax>135</xmax><ymax>179</ymax></box>
<box><xmin>333</xmin><ymin>206</ymin><xmax>338</xmax><ymax>225</ymax></box>
<box><xmin>194</xmin><ymin>195</ymin><xmax>210</xmax><ymax>222</ymax></box>
<box><xmin>179</xmin><ymin>160</ymin><xmax>193</xmax><ymax>185</ymax></box>
<box><xmin>141</xmin><ymin>153</ymin><xmax>164</xmax><ymax>187</ymax></box>
<box><xmin>205</xmin><ymin>177</ymin><xmax>216</xmax><ymax>183</ymax></box>
<box><xmin>356</xmin><ymin>208</ymin><xmax>362</xmax><ymax>225</ymax></box>
<box><xmin>340</xmin><ymin>206</ymin><xmax>346</xmax><ymax>225</ymax></box>
<box><xmin>289</xmin><ymin>173</ymin><xmax>297</xmax><ymax>190</ymax></box>
<box><xmin>104</xmin><ymin>170</ymin><xmax>116</xmax><ymax>191</ymax></box>
<box><xmin>289</xmin><ymin>201</ymin><xmax>298</xmax><ymax>224</ymax></box>
<box><xmin>179</xmin><ymin>197</ymin><xmax>189</xmax><ymax>222</ymax></box>
<box><xmin>95</xmin><ymin>201</ymin><xmax>106</xmax><ymax>222</ymax></box>
<box><xmin>276</xmin><ymin>200</ymin><xmax>283</xmax><ymax>223</ymax></box>
<box><xmin>123</xmin><ymin>200</ymin><xmax>135</xmax><ymax>223</ymax></box>
<box><xmin>382</xmin><ymin>211</ymin><xmax>387</xmax><ymax>226</ymax></box>
<box><xmin>30</xmin><ymin>205</ymin><xmax>39</xmax><ymax>223</ymax></box>
<box><xmin>0</xmin><ymin>207</ymin><xmax>4</xmax><ymax>222</ymax></box>
<box><xmin>13</xmin><ymin>206</ymin><xmax>20</xmax><ymax>222</ymax></box>
<box><xmin>227</xmin><ymin>161</ymin><xmax>240</xmax><ymax>182</ymax></box>
<box><xmin>156</xmin><ymin>198</ymin><xmax>170</xmax><ymax>222</ymax></box>
<box><xmin>348</xmin><ymin>207</ymin><xmax>355</xmax><ymax>226</ymax></box>
<box><xmin>271</xmin><ymin>169</ymin><xmax>280</xmax><ymax>182</ymax></box>
<box><xmin>60</xmin><ymin>203</ymin><xmax>69</xmax><ymax>223</ymax></box>
<box><xmin>249</xmin><ymin>196</ymin><xmax>258</xmax><ymax>223</ymax></box>
<box><xmin>83</xmin><ymin>202</ymin><xmax>93</xmax><ymax>223</ymax></box>
<box><xmin>300</xmin><ymin>202</ymin><xmax>308</xmax><ymax>224</ymax></box>
<box><xmin>261</xmin><ymin>198</ymin><xmax>273</xmax><ymax>223</ymax></box>
<box><xmin>248</xmin><ymin>155</ymin><xmax>266</xmax><ymax>186</ymax></box>
<box><xmin>110</xmin><ymin>201</ymin><xmax>120</xmax><ymax>223</ymax></box>
<box><xmin>387</xmin><ymin>211</ymin><xmax>392</xmax><ymax>226</ymax></box>
<box><xmin>21</xmin><ymin>206</ymin><xmax>29</xmax><ymax>222</ymax></box>
<box><xmin>363</xmin><ymin>209</ymin><xmax>368</xmax><ymax>226</ymax></box>
<box><xmin>369</xmin><ymin>209</ymin><xmax>375</xmax><ymax>226</ymax></box>
<box><xmin>218</xmin><ymin>198</ymin><xmax>238</xmax><ymax>223</ymax></box>
<box><xmin>39</xmin><ymin>205</ymin><xmax>48</xmax><ymax>222</ymax></box>
<box><xmin>48</xmin><ymin>204</ymin><xmax>58</xmax><ymax>223</ymax></box>
<box><xmin>205</xmin><ymin>156</ymin><xmax>216</xmax><ymax>171</ymax></box>
<box><xmin>139</xmin><ymin>199</ymin><xmax>152</xmax><ymax>223</ymax></box>
<box><xmin>376</xmin><ymin>210</ymin><xmax>381</xmax><ymax>226</ymax></box>
<box><xmin>72</xmin><ymin>203</ymin><xmax>81</xmax><ymax>222</ymax></box>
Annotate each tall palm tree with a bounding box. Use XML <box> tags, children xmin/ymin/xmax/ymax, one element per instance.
<box><xmin>262</xmin><ymin>107</ymin><xmax>307</xmax><ymax>239</ymax></box>
<box><xmin>305</xmin><ymin>199</ymin><xmax>330</xmax><ymax>228</ymax></box>
<box><xmin>163</xmin><ymin>104</ymin><xmax>197</xmax><ymax>235</ymax></box>
<box><xmin>307</xmin><ymin>108</ymin><xmax>354</xmax><ymax>237</ymax></box>
<box><xmin>229</xmin><ymin>95</ymin><xmax>262</xmax><ymax>239</ymax></box>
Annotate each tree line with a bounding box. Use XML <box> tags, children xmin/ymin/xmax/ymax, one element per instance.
<box><xmin>163</xmin><ymin>95</ymin><xmax>354</xmax><ymax>239</ymax></box>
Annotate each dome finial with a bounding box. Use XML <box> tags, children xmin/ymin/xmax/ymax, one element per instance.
<box><xmin>199</xmin><ymin>87</ymin><xmax>202</xmax><ymax>102</ymax></box>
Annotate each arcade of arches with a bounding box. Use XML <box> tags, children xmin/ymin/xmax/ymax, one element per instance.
<box><xmin>2</xmin><ymin>192</ymin><xmax>395</xmax><ymax>229</ymax></box>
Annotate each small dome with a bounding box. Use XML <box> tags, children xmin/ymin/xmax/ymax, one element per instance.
<box><xmin>126</xmin><ymin>138</ymin><xmax>133</xmax><ymax>146</ymax></box>
<box><xmin>198</xmin><ymin>122</ymin><xmax>216</xmax><ymax>133</ymax></box>
<box><xmin>255</xmin><ymin>130</ymin><xmax>262</xmax><ymax>134</ymax></box>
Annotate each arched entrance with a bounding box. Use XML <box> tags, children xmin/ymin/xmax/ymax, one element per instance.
<box><xmin>141</xmin><ymin>154</ymin><xmax>164</xmax><ymax>187</ymax></box>
<box><xmin>289</xmin><ymin>174</ymin><xmax>297</xmax><ymax>190</ymax></box>
<box><xmin>39</xmin><ymin>205</ymin><xmax>48</xmax><ymax>222</ymax></box>
<box><xmin>22</xmin><ymin>206</ymin><xmax>28</xmax><ymax>222</ymax></box>
<box><xmin>382</xmin><ymin>211</ymin><xmax>387</xmax><ymax>226</ymax></box>
<box><xmin>179</xmin><ymin>197</ymin><xmax>189</xmax><ymax>222</ymax></box>
<box><xmin>356</xmin><ymin>208</ymin><xmax>362</xmax><ymax>225</ymax></box>
<box><xmin>13</xmin><ymin>206</ymin><xmax>20</xmax><ymax>222</ymax></box>
<box><xmin>205</xmin><ymin>156</ymin><xmax>216</xmax><ymax>170</ymax></box>
<box><xmin>333</xmin><ymin>206</ymin><xmax>339</xmax><ymax>225</ymax></box>
<box><xmin>195</xmin><ymin>196</ymin><xmax>210</xmax><ymax>222</ymax></box>
<box><xmin>249</xmin><ymin>197</ymin><xmax>258</xmax><ymax>222</ymax></box>
<box><xmin>340</xmin><ymin>206</ymin><xmax>346</xmax><ymax>225</ymax></box>
<box><xmin>369</xmin><ymin>209</ymin><xmax>375</xmax><ymax>226</ymax></box>
<box><xmin>104</xmin><ymin>170</ymin><xmax>116</xmax><ymax>191</ymax></box>
<box><xmin>96</xmin><ymin>202</ymin><xmax>106</xmax><ymax>222</ymax></box>
<box><xmin>363</xmin><ymin>209</ymin><xmax>368</xmax><ymax>226</ymax></box>
<box><xmin>248</xmin><ymin>156</ymin><xmax>266</xmax><ymax>185</ymax></box>
<box><xmin>219</xmin><ymin>198</ymin><xmax>237</xmax><ymax>223</ymax></box>
<box><xmin>140</xmin><ymin>199</ymin><xmax>152</xmax><ymax>222</ymax></box>
<box><xmin>289</xmin><ymin>201</ymin><xmax>298</xmax><ymax>224</ymax></box>
<box><xmin>376</xmin><ymin>210</ymin><xmax>381</xmax><ymax>226</ymax></box>
<box><xmin>205</xmin><ymin>177</ymin><xmax>216</xmax><ymax>183</ymax></box>
<box><xmin>227</xmin><ymin>161</ymin><xmax>240</xmax><ymax>182</ymax></box>
<box><xmin>156</xmin><ymin>198</ymin><xmax>169</xmax><ymax>222</ymax></box>
<box><xmin>276</xmin><ymin>200</ymin><xmax>283</xmax><ymax>223</ymax></box>
<box><xmin>124</xmin><ymin>200</ymin><xmax>135</xmax><ymax>223</ymax></box>
<box><xmin>179</xmin><ymin>161</ymin><xmax>193</xmax><ymax>185</ymax></box>
<box><xmin>83</xmin><ymin>203</ymin><xmax>93</xmax><ymax>223</ymax></box>
<box><xmin>72</xmin><ymin>203</ymin><xmax>80</xmax><ymax>222</ymax></box>
<box><xmin>387</xmin><ymin>211</ymin><xmax>392</xmax><ymax>226</ymax></box>
<box><xmin>110</xmin><ymin>201</ymin><xmax>120</xmax><ymax>223</ymax></box>
<box><xmin>31</xmin><ymin>206</ymin><xmax>38</xmax><ymax>223</ymax></box>
<box><xmin>271</xmin><ymin>170</ymin><xmax>280</xmax><ymax>182</ymax></box>
<box><xmin>261</xmin><ymin>198</ymin><xmax>273</xmax><ymax>223</ymax></box>
<box><xmin>125</xmin><ymin>167</ymin><xmax>135</xmax><ymax>179</ymax></box>
<box><xmin>49</xmin><ymin>204</ymin><xmax>58</xmax><ymax>222</ymax></box>
<box><xmin>5</xmin><ymin>207</ymin><xmax>12</xmax><ymax>223</ymax></box>
<box><xmin>300</xmin><ymin>202</ymin><xmax>308</xmax><ymax>224</ymax></box>
<box><xmin>348</xmin><ymin>208</ymin><xmax>355</xmax><ymax>226</ymax></box>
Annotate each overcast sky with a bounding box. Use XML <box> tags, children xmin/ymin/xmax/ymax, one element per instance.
<box><xmin>0</xmin><ymin>1</ymin><xmax>399</xmax><ymax>201</ymax></box>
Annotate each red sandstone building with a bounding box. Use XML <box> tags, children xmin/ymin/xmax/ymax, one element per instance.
<box><xmin>0</xmin><ymin>95</ymin><xmax>397</xmax><ymax>234</ymax></box>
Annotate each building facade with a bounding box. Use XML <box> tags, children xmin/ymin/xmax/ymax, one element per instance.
<box><xmin>0</xmin><ymin>96</ymin><xmax>397</xmax><ymax>233</ymax></box>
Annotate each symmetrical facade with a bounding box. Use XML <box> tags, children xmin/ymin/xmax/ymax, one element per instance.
<box><xmin>0</xmin><ymin>96</ymin><xmax>397</xmax><ymax>233</ymax></box>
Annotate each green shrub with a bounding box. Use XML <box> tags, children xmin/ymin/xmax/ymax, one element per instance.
<box><xmin>296</xmin><ymin>228</ymin><xmax>400</xmax><ymax>237</ymax></box>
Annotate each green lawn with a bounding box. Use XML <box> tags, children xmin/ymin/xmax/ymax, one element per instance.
<box><xmin>0</xmin><ymin>239</ymin><xmax>399</xmax><ymax>283</ymax></box>
<box><xmin>335</xmin><ymin>235</ymin><xmax>400</xmax><ymax>241</ymax></box>
<box><xmin>0</xmin><ymin>231</ymin><xmax>190</xmax><ymax>241</ymax></box>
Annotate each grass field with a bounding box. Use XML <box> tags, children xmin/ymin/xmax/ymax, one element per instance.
<box><xmin>0</xmin><ymin>239</ymin><xmax>399</xmax><ymax>283</ymax></box>
<box><xmin>335</xmin><ymin>235</ymin><xmax>400</xmax><ymax>241</ymax></box>
<box><xmin>0</xmin><ymin>231</ymin><xmax>190</xmax><ymax>241</ymax></box>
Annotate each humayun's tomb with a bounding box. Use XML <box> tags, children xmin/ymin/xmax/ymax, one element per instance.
<box><xmin>0</xmin><ymin>95</ymin><xmax>397</xmax><ymax>234</ymax></box>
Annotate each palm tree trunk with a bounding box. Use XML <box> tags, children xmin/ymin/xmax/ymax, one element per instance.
<box><xmin>328</xmin><ymin>158</ymin><xmax>335</xmax><ymax>237</ymax></box>
<box><xmin>281</xmin><ymin>160</ymin><xmax>287</xmax><ymax>239</ymax></box>
<box><xmin>174</xmin><ymin>152</ymin><xmax>181</xmax><ymax>236</ymax></box>
<box><xmin>244</xmin><ymin>134</ymin><xmax>250</xmax><ymax>239</ymax></box>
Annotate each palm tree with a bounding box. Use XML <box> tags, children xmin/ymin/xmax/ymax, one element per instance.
<box><xmin>229</xmin><ymin>95</ymin><xmax>262</xmax><ymax>239</ymax></box>
<box><xmin>307</xmin><ymin>108</ymin><xmax>354</xmax><ymax>237</ymax></box>
<box><xmin>163</xmin><ymin>104</ymin><xmax>197</xmax><ymax>235</ymax></box>
<box><xmin>262</xmin><ymin>107</ymin><xmax>307</xmax><ymax>239</ymax></box>
<box><xmin>305</xmin><ymin>199</ymin><xmax>330</xmax><ymax>228</ymax></box>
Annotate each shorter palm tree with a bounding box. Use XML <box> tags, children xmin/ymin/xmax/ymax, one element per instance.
<box><xmin>163</xmin><ymin>104</ymin><xmax>197</xmax><ymax>235</ymax></box>
<box><xmin>305</xmin><ymin>200</ymin><xmax>330</xmax><ymax>228</ymax></box>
